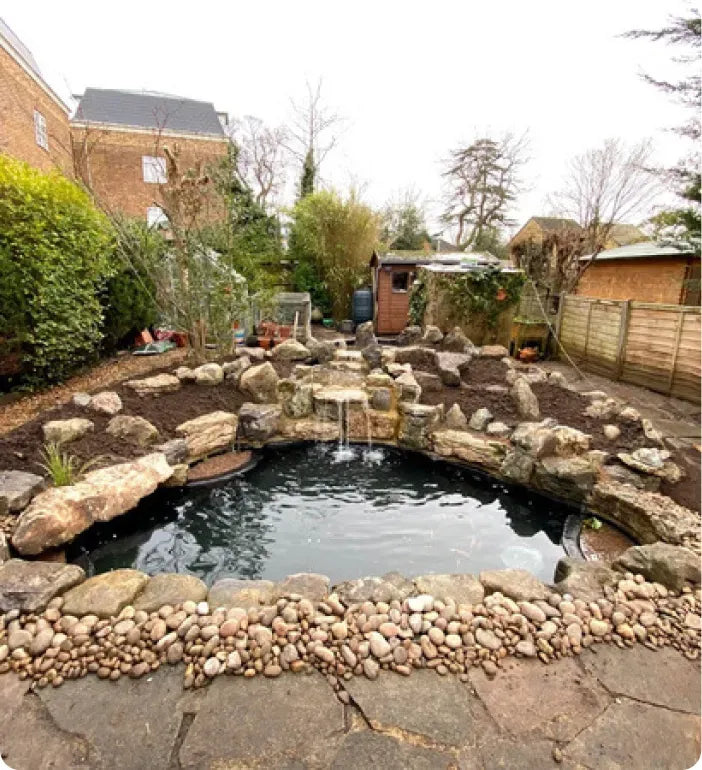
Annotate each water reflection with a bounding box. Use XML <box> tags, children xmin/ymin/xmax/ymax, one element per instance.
<box><xmin>68</xmin><ymin>443</ymin><xmax>569</xmax><ymax>584</ymax></box>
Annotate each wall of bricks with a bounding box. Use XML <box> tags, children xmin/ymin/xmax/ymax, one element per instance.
<box><xmin>0</xmin><ymin>46</ymin><xmax>73</xmax><ymax>175</ymax></box>
<box><xmin>71</xmin><ymin>127</ymin><xmax>229</xmax><ymax>219</ymax></box>
<box><xmin>576</xmin><ymin>257</ymin><xmax>691</xmax><ymax>304</ymax></box>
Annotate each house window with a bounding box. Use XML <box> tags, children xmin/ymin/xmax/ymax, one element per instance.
<box><xmin>146</xmin><ymin>206</ymin><xmax>168</xmax><ymax>228</ymax></box>
<box><xmin>33</xmin><ymin>110</ymin><xmax>48</xmax><ymax>150</ymax></box>
<box><xmin>142</xmin><ymin>156</ymin><xmax>167</xmax><ymax>184</ymax></box>
<box><xmin>392</xmin><ymin>271</ymin><xmax>410</xmax><ymax>292</ymax></box>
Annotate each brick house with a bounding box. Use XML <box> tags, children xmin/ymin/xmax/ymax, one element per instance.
<box><xmin>71</xmin><ymin>88</ymin><xmax>230</xmax><ymax>222</ymax></box>
<box><xmin>0</xmin><ymin>18</ymin><xmax>73</xmax><ymax>175</ymax></box>
<box><xmin>576</xmin><ymin>242</ymin><xmax>701</xmax><ymax>305</ymax></box>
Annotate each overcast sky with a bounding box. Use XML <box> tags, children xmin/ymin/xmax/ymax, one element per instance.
<box><xmin>4</xmin><ymin>1</ymin><xmax>692</xmax><ymax>235</ymax></box>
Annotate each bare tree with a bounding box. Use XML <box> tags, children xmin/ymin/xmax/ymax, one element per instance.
<box><xmin>550</xmin><ymin>138</ymin><xmax>658</xmax><ymax>251</ymax></box>
<box><xmin>441</xmin><ymin>132</ymin><xmax>528</xmax><ymax>249</ymax></box>
<box><xmin>284</xmin><ymin>79</ymin><xmax>344</xmax><ymax>193</ymax></box>
<box><xmin>231</xmin><ymin>116</ymin><xmax>288</xmax><ymax>209</ymax></box>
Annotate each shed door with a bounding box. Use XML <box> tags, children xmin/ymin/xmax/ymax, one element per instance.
<box><xmin>377</xmin><ymin>268</ymin><xmax>412</xmax><ymax>334</ymax></box>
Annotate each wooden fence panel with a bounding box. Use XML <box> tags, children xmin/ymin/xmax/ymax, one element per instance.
<box><xmin>557</xmin><ymin>295</ymin><xmax>700</xmax><ymax>403</ymax></box>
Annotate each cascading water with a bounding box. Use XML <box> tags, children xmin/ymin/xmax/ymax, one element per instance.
<box><xmin>333</xmin><ymin>395</ymin><xmax>355</xmax><ymax>462</ymax></box>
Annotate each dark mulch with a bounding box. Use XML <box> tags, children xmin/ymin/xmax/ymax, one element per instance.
<box><xmin>0</xmin><ymin>361</ymin><xmax>292</xmax><ymax>477</ymax></box>
<box><xmin>462</xmin><ymin>359</ymin><xmax>508</xmax><ymax>385</ymax></box>
<box><xmin>660</xmin><ymin>446</ymin><xmax>701</xmax><ymax>512</ymax></box>
<box><xmin>421</xmin><ymin>385</ymin><xmax>519</xmax><ymax>425</ymax></box>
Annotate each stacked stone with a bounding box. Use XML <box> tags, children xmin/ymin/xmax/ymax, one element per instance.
<box><xmin>0</xmin><ymin>575</ymin><xmax>699</xmax><ymax>698</ymax></box>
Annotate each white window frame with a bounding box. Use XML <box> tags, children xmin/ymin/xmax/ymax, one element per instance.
<box><xmin>33</xmin><ymin>110</ymin><xmax>48</xmax><ymax>150</ymax></box>
<box><xmin>146</xmin><ymin>206</ymin><xmax>168</xmax><ymax>228</ymax></box>
<box><xmin>142</xmin><ymin>155</ymin><xmax>167</xmax><ymax>184</ymax></box>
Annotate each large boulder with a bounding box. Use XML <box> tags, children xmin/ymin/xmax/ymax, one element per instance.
<box><xmin>617</xmin><ymin>448</ymin><xmax>681</xmax><ymax>483</ymax></box>
<box><xmin>278</xmin><ymin>379</ymin><xmax>314</xmax><ymax>418</ymax></box>
<box><xmin>193</xmin><ymin>362</ymin><xmax>224</xmax><ymax>385</ymax></box>
<box><xmin>222</xmin><ymin>356</ymin><xmax>251</xmax><ymax>385</ymax></box>
<box><xmin>237</xmin><ymin>346</ymin><xmax>266</xmax><ymax>362</ymax></box>
<box><xmin>395</xmin><ymin>371</ymin><xmax>422</xmax><ymax>403</ymax></box>
<box><xmin>600</xmin><ymin>463</ymin><xmax>661</xmax><ymax>492</ymax></box>
<box><xmin>134</xmin><ymin>573</ymin><xmax>208</xmax><ymax>612</ymax></box>
<box><xmin>398</xmin><ymin>403</ymin><xmax>441</xmax><ymax>450</ymax></box>
<box><xmin>271</xmin><ymin>339</ymin><xmax>310</xmax><ymax>361</ymax></box>
<box><xmin>432</xmin><ymin>429</ymin><xmax>507</xmax><ymax>472</ymax></box>
<box><xmin>126</xmin><ymin>373</ymin><xmax>181</xmax><ymax>396</ymax></box>
<box><xmin>176</xmin><ymin>411</ymin><xmax>238</xmax><ymax>462</ymax></box>
<box><xmin>414</xmin><ymin>371</ymin><xmax>442</xmax><ymax>393</ymax></box>
<box><xmin>11</xmin><ymin>454</ymin><xmax>174</xmax><ymax>555</ymax></box>
<box><xmin>469</xmin><ymin>407</ymin><xmax>493</xmax><ymax>432</ymax></box>
<box><xmin>394</xmin><ymin>346</ymin><xmax>437</xmax><ymax>371</ymax></box>
<box><xmin>0</xmin><ymin>559</ymin><xmax>85</xmax><ymax>613</ymax></box>
<box><xmin>397</xmin><ymin>326</ymin><xmax>423</xmax><ymax>346</ymax></box>
<box><xmin>0</xmin><ymin>470</ymin><xmax>45</xmax><ymax>514</ymax></box>
<box><xmin>420</xmin><ymin>325</ymin><xmax>444</xmax><ymax>345</ymax></box>
<box><xmin>61</xmin><ymin>569</ymin><xmax>149</xmax><ymax>618</ymax></box>
<box><xmin>552</xmin><ymin>426</ymin><xmax>591</xmax><ymax>457</ymax></box>
<box><xmin>511</xmin><ymin>422</ymin><xmax>557</xmax><ymax>458</ymax></box>
<box><xmin>313</xmin><ymin>388</ymin><xmax>368</xmax><ymax>421</ymax></box>
<box><xmin>238</xmin><ymin>403</ymin><xmax>282</xmax><ymax>443</ymax></box>
<box><xmin>511</xmin><ymin>378</ymin><xmax>540</xmax><ymax>420</ymax></box>
<box><xmin>612</xmin><ymin>543</ymin><xmax>701</xmax><ymax>591</ymax></box>
<box><xmin>441</xmin><ymin>326</ymin><xmax>474</xmax><ymax>353</ymax></box>
<box><xmin>153</xmin><ymin>438</ymin><xmax>189</xmax><ymax>465</ymax></box>
<box><xmin>335</xmin><ymin>574</ymin><xmax>413</xmax><ymax>604</ymax></box>
<box><xmin>106</xmin><ymin>415</ymin><xmax>159</xmax><ymax>446</ymax></box>
<box><xmin>355</xmin><ymin>320</ymin><xmax>377</xmax><ymax>349</ymax></box>
<box><xmin>436</xmin><ymin>351</ymin><xmax>471</xmax><ymax>386</ymax></box>
<box><xmin>414</xmin><ymin>573</ymin><xmax>484</xmax><ymax>605</ymax></box>
<box><xmin>306</xmin><ymin>338</ymin><xmax>337</xmax><ymax>364</ymax></box>
<box><xmin>445</xmin><ymin>404</ymin><xmax>468</xmax><ymax>430</ymax></box>
<box><xmin>589</xmin><ymin>481</ymin><xmax>700</xmax><ymax>552</ymax></box>
<box><xmin>500</xmin><ymin>449</ymin><xmax>535</xmax><ymax>485</ymax></box>
<box><xmin>208</xmin><ymin>578</ymin><xmax>276</xmax><ymax>609</ymax></box>
<box><xmin>478</xmin><ymin>568</ymin><xmax>550</xmax><ymax>602</ymax></box>
<box><xmin>276</xmin><ymin>572</ymin><xmax>330</xmax><ymax>602</ymax></box>
<box><xmin>43</xmin><ymin>418</ymin><xmax>93</xmax><ymax>444</ymax></box>
<box><xmin>534</xmin><ymin>456</ymin><xmax>597</xmax><ymax>501</ymax></box>
<box><xmin>361</xmin><ymin>343</ymin><xmax>383</xmax><ymax>370</ymax></box>
<box><xmin>239</xmin><ymin>362</ymin><xmax>280</xmax><ymax>403</ymax></box>
<box><xmin>89</xmin><ymin>391</ymin><xmax>123</xmax><ymax>416</ymax></box>
<box><xmin>479</xmin><ymin>345</ymin><xmax>509</xmax><ymax>358</ymax></box>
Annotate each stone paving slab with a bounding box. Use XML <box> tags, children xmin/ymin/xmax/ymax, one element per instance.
<box><xmin>562</xmin><ymin>700</ymin><xmax>701</xmax><ymax>770</ymax></box>
<box><xmin>0</xmin><ymin>674</ymin><xmax>91</xmax><ymax>769</ymax></box>
<box><xmin>344</xmin><ymin>669</ymin><xmax>489</xmax><ymax>747</ymax></box>
<box><xmin>469</xmin><ymin>657</ymin><xmax>610</xmax><ymax>742</ymax></box>
<box><xmin>38</xmin><ymin>667</ymin><xmax>184</xmax><ymax>770</ymax></box>
<box><xmin>459</xmin><ymin>735</ymin><xmax>559</xmax><ymax>770</ymax></box>
<box><xmin>330</xmin><ymin>730</ymin><xmax>454</xmax><ymax>769</ymax></box>
<box><xmin>581</xmin><ymin>644</ymin><xmax>701</xmax><ymax>714</ymax></box>
<box><xmin>179</xmin><ymin>672</ymin><xmax>345</xmax><ymax>769</ymax></box>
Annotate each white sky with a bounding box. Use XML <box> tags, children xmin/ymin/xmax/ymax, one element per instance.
<box><xmin>3</xmin><ymin>1</ymin><xmax>692</xmax><ymax>236</ymax></box>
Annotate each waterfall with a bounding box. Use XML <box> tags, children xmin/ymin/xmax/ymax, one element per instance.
<box><xmin>334</xmin><ymin>395</ymin><xmax>354</xmax><ymax>462</ymax></box>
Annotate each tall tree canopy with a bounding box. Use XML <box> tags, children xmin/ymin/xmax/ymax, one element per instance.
<box><xmin>380</xmin><ymin>189</ymin><xmax>430</xmax><ymax>250</ymax></box>
<box><xmin>441</xmin><ymin>133</ymin><xmax>527</xmax><ymax>250</ymax></box>
<box><xmin>624</xmin><ymin>10</ymin><xmax>701</xmax><ymax>246</ymax></box>
<box><xmin>289</xmin><ymin>189</ymin><xmax>379</xmax><ymax>322</ymax></box>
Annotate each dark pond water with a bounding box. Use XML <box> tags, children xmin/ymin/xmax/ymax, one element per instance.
<box><xmin>67</xmin><ymin>443</ymin><xmax>573</xmax><ymax>584</ymax></box>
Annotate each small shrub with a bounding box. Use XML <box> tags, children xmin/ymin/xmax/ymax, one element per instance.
<box><xmin>38</xmin><ymin>442</ymin><xmax>101</xmax><ymax>486</ymax></box>
<box><xmin>0</xmin><ymin>155</ymin><xmax>114</xmax><ymax>388</ymax></box>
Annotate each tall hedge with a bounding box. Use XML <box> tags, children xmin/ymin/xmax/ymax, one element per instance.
<box><xmin>0</xmin><ymin>155</ymin><xmax>114</xmax><ymax>387</ymax></box>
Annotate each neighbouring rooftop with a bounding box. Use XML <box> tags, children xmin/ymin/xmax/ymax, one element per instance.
<box><xmin>72</xmin><ymin>88</ymin><xmax>227</xmax><ymax>136</ymax></box>
<box><xmin>579</xmin><ymin>241</ymin><xmax>699</xmax><ymax>262</ymax></box>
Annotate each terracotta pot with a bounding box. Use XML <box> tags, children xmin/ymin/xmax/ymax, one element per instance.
<box><xmin>496</xmin><ymin>288</ymin><xmax>507</xmax><ymax>301</ymax></box>
<box><xmin>173</xmin><ymin>332</ymin><xmax>189</xmax><ymax>348</ymax></box>
<box><xmin>258</xmin><ymin>337</ymin><xmax>272</xmax><ymax>350</ymax></box>
<box><xmin>279</xmin><ymin>326</ymin><xmax>291</xmax><ymax>339</ymax></box>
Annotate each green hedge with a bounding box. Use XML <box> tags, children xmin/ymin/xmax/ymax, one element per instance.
<box><xmin>0</xmin><ymin>155</ymin><xmax>114</xmax><ymax>387</ymax></box>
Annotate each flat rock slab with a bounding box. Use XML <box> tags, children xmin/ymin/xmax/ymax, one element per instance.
<box><xmin>563</xmin><ymin>700</ymin><xmax>701</xmax><ymax>770</ymax></box>
<box><xmin>414</xmin><ymin>573</ymin><xmax>485</xmax><ymax>605</ymax></box>
<box><xmin>179</xmin><ymin>673</ymin><xmax>344</xmax><ymax>769</ymax></box>
<box><xmin>207</xmin><ymin>578</ymin><xmax>276</xmax><ymax>609</ymax></box>
<box><xmin>344</xmin><ymin>669</ymin><xmax>487</xmax><ymax>747</ymax></box>
<box><xmin>276</xmin><ymin>572</ymin><xmax>330</xmax><ymax>602</ymax></box>
<box><xmin>133</xmin><ymin>573</ymin><xmax>208</xmax><ymax>613</ymax></box>
<box><xmin>478</xmin><ymin>568</ymin><xmax>550</xmax><ymax>602</ymax></box>
<box><xmin>581</xmin><ymin>644</ymin><xmax>701</xmax><ymax>714</ymax></box>
<box><xmin>61</xmin><ymin>568</ymin><xmax>148</xmax><ymax>618</ymax></box>
<box><xmin>469</xmin><ymin>657</ymin><xmax>609</xmax><ymax>742</ymax></box>
<box><xmin>460</xmin><ymin>735</ymin><xmax>559</xmax><ymax>770</ymax></box>
<box><xmin>0</xmin><ymin>559</ymin><xmax>85</xmax><ymax>613</ymax></box>
<box><xmin>40</xmin><ymin>666</ymin><xmax>184</xmax><ymax>770</ymax></box>
<box><xmin>331</xmin><ymin>729</ymin><xmax>454</xmax><ymax>769</ymax></box>
<box><xmin>0</xmin><ymin>675</ymin><xmax>91</xmax><ymax>769</ymax></box>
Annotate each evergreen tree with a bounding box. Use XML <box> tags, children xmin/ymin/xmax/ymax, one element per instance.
<box><xmin>299</xmin><ymin>148</ymin><xmax>315</xmax><ymax>199</ymax></box>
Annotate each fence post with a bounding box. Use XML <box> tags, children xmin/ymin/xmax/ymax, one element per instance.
<box><xmin>615</xmin><ymin>299</ymin><xmax>631</xmax><ymax>380</ymax></box>
<box><xmin>553</xmin><ymin>294</ymin><xmax>566</xmax><ymax>359</ymax></box>
<box><xmin>583</xmin><ymin>300</ymin><xmax>593</xmax><ymax>358</ymax></box>
<box><xmin>667</xmin><ymin>308</ymin><xmax>686</xmax><ymax>394</ymax></box>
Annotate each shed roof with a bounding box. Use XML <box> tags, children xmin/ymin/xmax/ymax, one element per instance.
<box><xmin>73</xmin><ymin>88</ymin><xmax>226</xmax><ymax>136</ymax></box>
<box><xmin>579</xmin><ymin>241</ymin><xmax>698</xmax><ymax>262</ymax></box>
